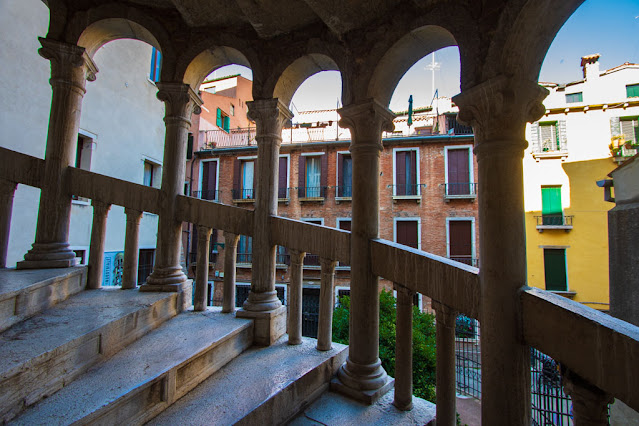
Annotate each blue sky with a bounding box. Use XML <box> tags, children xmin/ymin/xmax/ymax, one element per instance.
<box><xmin>213</xmin><ymin>0</ymin><xmax>639</xmax><ymax>113</ymax></box>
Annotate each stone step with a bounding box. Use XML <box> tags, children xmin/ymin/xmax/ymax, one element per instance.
<box><xmin>0</xmin><ymin>287</ymin><xmax>180</xmax><ymax>423</ymax></box>
<box><xmin>0</xmin><ymin>267</ymin><xmax>86</xmax><ymax>333</ymax></box>
<box><xmin>10</xmin><ymin>309</ymin><xmax>253</xmax><ymax>426</ymax></box>
<box><xmin>148</xmin><ymin>338</ymin><xmax>348</xmax><ymax>426</ymax></box>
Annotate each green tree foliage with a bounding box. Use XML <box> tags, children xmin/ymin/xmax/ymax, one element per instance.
<box><xmin>332</xmin><ymin>289</ymin><xmax>437</xmax><ymax>402</ymax></box>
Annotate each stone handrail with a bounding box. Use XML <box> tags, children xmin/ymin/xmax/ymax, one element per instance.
<box><xmin>370</xmin><ymin>239</ymin><xmax>481</xmax><ymax>319</ymax></box>
<box><xmin>176</xmin><ymin>195</ymin><xmax>254</xmax><ymax>237</ymax></box>
<box><xmin>0</xmin><ymin>147</ymin><xmax>45</xmax><ymax>188</ymax></box>
<box><xmin>522</xmin><ymin>287</ymin><xmax>639</xmax><ymax>412</ymax></box>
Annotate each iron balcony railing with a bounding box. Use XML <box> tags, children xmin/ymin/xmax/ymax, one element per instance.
<box><xmin>278</xmin><ymin>187</ymin><xmax>290</xmax><ymax>200</ymax></box>
<box><xmin>236</xmin><ymin>252</ymin><xmax>252</xmax><ymax>264</ymax></box>
<box><xmin>191</xmin><ymin>189</ymin><xmax>219</xmax><ymax>201</ymax></box>
<box><xmin>232</xmin><ymin>188</ymin><xmax>255</xmax><ymax>201</ymax></box>
<box><xmin>188</xmin><ymin>251</ymin><xmax>218</xmax><ymax>265</ymax></box>
<box><xmin>335</xmin><ymin>185</ymin><xmax>352</xmax><ymax>198</ymax></box>
<box><xmin>535</xmin><ymin>214</ymin><xmax>574</xmax><ymax>227</ymax></box>
<box><xmin>297</xmin><ymin>186</ymin><xmax>328</xmax><ymax>199</ymax></box>
<box><xmin>449</xmin><ymin>257</ymin><xmax>478</xmax><ymax>267</ymax></box>
<box><xmin>390</xmin><ymin>183</ymin><xmax>425</xmax><ymax>196</ymax></box>
<box><xmin>276</xmin><ymin>252</ymin><xmax>290</xmax><ymax>265</ymax></box>
<box><xmin>444</xmin><ymin>182</ymin><xmax>477</xmax><ymax>198</ymax></box>
<box><xmin>304</xmin><ymin>253</ymin><xmax>320</xmax><ymax>267</ymax></box>
<box><xmin>204</xmin><ymin>127</ymin><xmax>257</xmax><ymax>148</ymax></box>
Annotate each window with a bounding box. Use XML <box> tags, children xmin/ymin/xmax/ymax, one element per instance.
<box><xmin>73</xmin><ymin>133</ymin><xmax>95</xmax><ymax>202</ymax></box>
<box><xmin>216</xmin><ymin>108</ymin><xmax>230</xmax><ymax>132</ymax></box>
<box><xmin>565</xmin><ymin>92</ymin><xmax>583</xmax><ymax>103</ymax></box>
<box><xmin>393</xmin><ymin>148</ymin><xmax>419</xmax><ymax>196</ymax></box>
<box><xmin>186</xmin><ymin>133</ymin><xmax>194</xmax><ymax>160</ymax></box>
<box><xmin>143</xmin><ymin>160</ymin><xmax>162</xmax><ymax>188</ymax></box>
<box><xmin>233</xmin><ymin>158</ymin><xmax>255</xmax><ymax>200</ymax></box>
<box><xmin>278</xmin><ymin>155</ymin><xmax>289</xmax><ymax>199</ymax></box>
<box><xmin>543</xmin><ymin>248</ymin><xmax>568</xmax><ymax>292</ymax></box>
<box><xmin>336</xmin><ymin>152</ymin><xmax>352</xmax><ymax>198</ymax></box>
<box><xmin>230</xmin><ymin>104</ymin><xmax>235</xmax><ymax>116</ymax></box>
<box><xmin>394</xmin><ymin>219</ymin><xmax>419</xmax><ymax>250</ymax></box>
<box><xmin>138</xmin><ymin>249</ymin><xmax>155</xmax><ymax>285</ymax></box>
<box><xmin>149</xmin><ymin>47</ymin><xmax>161</xmax><ymax>82</ymax></box>
<box><xmin>541</xmin><ymin>186</ymin><xmax>563</xmax><ymax>225</ymax></box>
<box><xmin>72</xmin><ymin>249</ymin><xmax>87</xmax><ymax>266</ymax></box>
<box><xmin>199</xmin><ymin>159</ymin><xmax>218</xmax><ymax>200</ymax></box>
<box><xmin>611</xmin><ymin>116</ymin><xmax>639</xmax><ymax>145</ymax></box>
<box><xmin>530</xmin><ymin>121</ymin><xmax>567</xmax><ymax>156</ymax></box>
<box><xmin>237</xmin><ymin>236</ymin><xmax>252</xmax><ymax>264</ymax></box>
<box><xmin>276</xmin><ymin>245</ymin><xmax>289</xmax><ymax>265</ymax></box>
<box><xmin>445</xmin><ymin>146</ymin><xmax>475</xmax><ymax>198</ymax></box>
<box><xmin>447</xmin><ymin>219</ymin><xmax>475</xmax><ymax>266</ymax></box>
<box><xmin>236</xmin><ymin>283</ymin><xmax>286</xmax><ymax>308</ymax></box>
<box><xmin>626</xmin><ymin>84</ymin><xmax>639</xmax><ymax>98</ymax></box>
<box><xmin>302</xmin><ymin>218</ymin><xmax>323</xmax><ymax>266</ymax></box>
<box><xmin>298</xmin><ymin>153</ymin><xmax>327</xmax><ymax>199</ymax></box>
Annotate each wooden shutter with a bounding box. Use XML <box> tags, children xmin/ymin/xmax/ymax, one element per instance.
<box><xmin>610</xmin><ymin>117</ymin><xmax>621</xmax><ymax>138</ymax></box>
<box><xmin>186</xmin><ymin>133</ymin><xmax>193</xmax><ymax>159</ymax></box>
<box><xmin>544</xmin><ymin>249</ymin><xmax>567</xmax><ymax>291</ymax></box>
<box><xmin>201</xmin><ymin>160</ymin><xmax>217</xmax><ymax>200</ymax></box>
<box><xmin>396</xmin><ymin>221</ymin><xmax>418</xmax><ymax>249</ymax></box>
<box><xmin>278</xmin><ymin>157</ymin><xmax>288</xmax><ymax>198</ymax></box>
<box><xmin>216</xmin><ymin>108</ymin><xmax>223</xmax><ymax>127</ymax></box>
<box><xmin>396</xmin><ymin>151</ymin><xmax>406</xmax><ymax>195</ymax></box>
<box><xmin>449</xmin><ymin>221</ymin><xmax>472</xmax><ymax>258</ymax></box>
<box><xmin>320</xmin><ymin>154</ymin><xmax>328</xmax><ymax>194</ymax></box>
<box><xmin>529</xmin><ymin>122</ymin><xmax>540</xmax><ymax>152</ymax></box>
<box><xmin>447</xmin><ymin>149</ymin><xmax>470</xmax><ymax>195</ymax></box>
<box><xmin>298</xmin><ymin>155</ymin><xmax>306</xmax><ymax>197</ymax></box>
<box><xmin>337</xmin><ymin>153</ymin><xmax>344</xmax><ymax>192</ymax></box>
<box><xmin>223</xmin><ymin>116</ymin><xmax>230</xmax><ymax>132</ymax></box>
<box><xmin>233</xmin><ymin>159</ymin><xmax>241</xmax><ymax>198</ymax></box>
<box><xmin>558</xmin><ymin>120</ymin><xmax>567</xmax><ymax>151</ymax></box>
<box><xmin>541</xmin><ymin>187</ymin><xmax>562</xmax><ymax>216</ymax></box>
<box><xmin>408</xmin><ymin>150</ymin><xmax>417</xmax><ymax>194</ymax></box>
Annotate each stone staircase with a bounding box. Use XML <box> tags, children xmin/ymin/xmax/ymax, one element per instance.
<box><xmin>0</xmin><ymin>268</ymin><xmax>349</xmax><ymax>425</ymax></box>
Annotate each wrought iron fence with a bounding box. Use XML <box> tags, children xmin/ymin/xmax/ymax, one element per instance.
<box><xmin>535</xmin><ymin>215</ymin><xmax>574</xmax><ymax>227</ymax></box>
<box><xmin>302</xmin><ymin>287</ymin><xmax>320</xmax><ymax>338</ymax></box>
<box><xmin>232</xmin><ymin>188</ymin><xmax>255</xmax><ymax>200</ymax></box>
<box><xmin>455</xmin><ymin>315</ymin><xmax>482</xmax><ymax>399</ymax></box>
<box><xmin>278</xmin><ymin>187</ymin><xmax>290</xmax><ymax>199</ymax></box>
<box><xmin>444</xmin><ymin>182</ymin><xmax>477</xmax><ymax>197</ymax></box>
<box><xmin>236</xmin><ymin>252</ymin><xmax>252</xmax><ymax>264</ymax></box>
<box><xmin>297</xmin><ymin>186</ymin><xmax>328</xmax><ymax>199</ymax></box>
<box><xmin>390</xmin><ymin>183</ymin><xmax>425</xmax><ymax>196</ymax></box>
<box><xmin>335</xmin><ymin>185</ymin><xmax>352</xmax><ymax>198</ymax></box>
<box><xmin>191</xmin><ymin>189</ymin><xmax>219</xmax><ymax>201</ymax></box>
<box><xmin>304</xmin><ymin>253</ymin><xmax>320</xmax><ymax>266</ymax></box>
<box><xmin>449</xmin><ymin>256</ymin><xmax>479</xmax><ymax>267</ymax></box>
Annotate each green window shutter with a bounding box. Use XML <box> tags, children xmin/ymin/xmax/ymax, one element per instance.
<box><xmin>544</xmin><ymin>249</ymin><xmax>567</xmax><ymax>291</ymax></box>
<box><xmin>541</xmin><ymin>187</ymin><xmax>562</xmax><ymax>215</ymax></box>
<box><xmin>529</xmin><ymin>122</ymin><xmax>539</xmax><ymax>152</ymax></box>
<box><xmin>626</xmin><ymin>84</ymin><xmax>639</xmax><ymax>98</ymax></box>
<box><xmin>223</xmin><ymin>116</ymin><xmax>230</xmax><ymax>132</ymax></box>
<box><xmin>216</xmin><ymin>108</ymin><xmax>222</xmax><ymax>127</ymax></box>
<box><xmin>558</xmin><ymin>120</ymin><xmax>567</xmax><ymax>151</ymax></box>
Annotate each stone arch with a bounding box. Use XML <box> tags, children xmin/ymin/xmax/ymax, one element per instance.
<box><xmin>272</xmin><ymin>53</ymin><xmax>341</xmax><ymax>109</ymax></box>
<box><xmin>181</xmin><ymin>45</ymin><xmax>254</xmax><ymax>91</ymax></box>
<box><xmin>75</xmin><ymin>18</ymin><xmax>161</xmax><ymax>58</ymax></box>
<box><xmin>367</xmin><ymin>25</ymin><xmax>458</xmax><ymax>108</ymax></box>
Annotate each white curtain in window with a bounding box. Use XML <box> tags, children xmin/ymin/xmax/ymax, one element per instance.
<box><xmin>306</xmin><ymin>156</ymin><xmax>321</xmax><ymax>197</ymax></box>
<box><xmin>242</xmin><ymin>160</ymin><xmax>254</xmax><ymax>199</ymax></box>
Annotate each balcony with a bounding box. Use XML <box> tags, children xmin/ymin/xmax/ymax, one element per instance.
<box><xmin>236</xmin><ymin>252</ymin><xmax>252</xmax><ymax>266</ymax></box>
<box><xmin>390</xmin><ymin>183</ymin><xmax>425</xmax><ymax>203</ymax></box>
<box><xmin>444</xmin><ymin>182</ymin><xmax>477</xmax><ymax>201</ymax></box>
<box><xmin>335</xmin><ymin>185</ymin><xmax>352</xmax><ymax>202</ymax></box>
<box><xmin>297</xmin><ymin>186</ymin><xmax>328</xmax><ymax>202</ymax></box>
<box><xmin>449</xmin><ymin>256</ymin><xmax>479</xmax><ymax>267</ymax></box>
<box><xmin>277</xmin><ymin>187</ymin><xmax>290</xmax><ymax>203</ymax></box>
<box><xmin>191</xmin><ymin>189</ymin><xmax>219</xmax><ymax>201</ymax></box>
<box><xmin>232</xmin><ymin>188</ymin><xmax>255</xmax><ymax>203</ymax></box>
<box><xmin>535</xmin><ymin>214</ymin><xmax>574</xmax><ymax>232</ymax></box>
<box><xmin>532</xmin><ymin>139</ymin><xmax>569</xmax><ymax>161</ymax></box>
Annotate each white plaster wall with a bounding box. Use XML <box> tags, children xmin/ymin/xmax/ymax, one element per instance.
<box><xmin>0</xmin><ymin>0</ymin><xmax>163</xmax><ymax>266</ymax></box>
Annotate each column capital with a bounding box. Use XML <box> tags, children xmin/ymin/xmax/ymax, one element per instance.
<box><xmin>561</xmin><ymin>366</ymin><xmax>613</xmax><ymax>424</ymax></box>
<box><xmin>432</xmin><ymin>300</ymin><xmax>457</xmax><ymax>327</ymax></box>
<box><xmin>38</xmin><ymin>38</ymin><xmax>98</xmax><ymax>89</ymax></box>
<box><xmin>393</xmin><ymin>283</ymin><xmax>415</xmax><ymax>297</ymax></box>
<box><xmin>320</xmin><ymin>257</ymin><xmax>337</xmax><ymax>272</ymax></box>
<box><xmin>124</xmin><ymin>207</ymin><xmax>143</xmax><ymax>218</ymax></box>
<box><xmin>289</xmin><ymin>248</ymin><xmax>306</xmax><ymax>266</ymax></box>
<box><xmin>156</xmin><ymin>82</ymin><xmax>203</xmax><ymax>126</ymax></box>
<box><xmin>453</xmin><ymin>76</ymin><xmax>548</xmax><ymax>151</ymax></box>
<box><xmin>338</xmin><ymin>99</ymin><xmax>395</xmax><ymax>153</ymax></box>
<box><xmin>91</xmin><ymin>199</ymin><xmax>111</xmax><ymax>215</ymax></box>
<box><xmin>247</xmin><ymin>98</ymin><xmax>293</xmax><ymax>141</ymax></box>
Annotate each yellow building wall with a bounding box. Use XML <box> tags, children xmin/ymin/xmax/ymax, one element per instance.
<box><xmin>525</xmin><ymin>158</ymin><xmax>615</xmax><ymax>311</ymax></box>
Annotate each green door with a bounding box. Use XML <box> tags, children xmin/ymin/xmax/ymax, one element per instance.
<box><xmin>544</xmin><ymin>249</ymin><xmax>567</xmax><ymax>291</ymax></box>
<box><xmin>541</xmin><ymin>186</ymin><xmax>562</xmax><ymax>225</ymax></box>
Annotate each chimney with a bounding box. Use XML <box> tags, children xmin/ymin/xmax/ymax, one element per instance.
<box><xmin>581</xmin><ymin>54</ymin><xmax>601</xmax><ymax>81</ymax></box>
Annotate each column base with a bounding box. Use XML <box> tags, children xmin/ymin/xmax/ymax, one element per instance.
<box><xmin>332</xmin><ymin>357</ymin><xmax>393</xmax><ymax>404</ymax></box>
<box><xmin>236</xmin><ymin>305</ymin><xmax>286</xmax><ymax>346</ymax></box>
<box><xmin>17</xmin><ymin>242</ymin><xmax>77</xmax><ymax>269</ymax></box>
<box><xmin>139</xmin><ymin>279</ymin><xmax>193</xmax><ymax>312</ymax></box>
<box><xmin>242</xmin><ymin>290</ymin><xmax>283</xmax><ymax>312</ymax></box>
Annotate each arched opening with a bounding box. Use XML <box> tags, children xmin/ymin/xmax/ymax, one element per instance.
<box><xmin>182</xmin><ymin>47</ymin><xmax>253</xmax><ymax>91</ymax></box>
<box><xmin>76</xmin><ymin>18</ymin><xmax>162</xmax><ymax>59</ymax></box>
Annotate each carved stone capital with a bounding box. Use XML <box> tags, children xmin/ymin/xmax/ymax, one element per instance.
<box><xmin>38</xmin><ymin>38</ymin><xmax>98</xmax><ymax>91</ymax></box>
<box><xmin>432</xmin><ymin>300</ymin><xmax>457</xmax><ymax>328</ymax></box>
<box><xmin>247</xmin><ymin>98</ymin><xmax>293</xmax><ymax>141</ymax></box>
<box><xmin>91</xmin><ymin>199</ymin><xmax>111</xmax><ymax>216</ymax></box>
<box><xmin>561</xmin><ymin>366</ymin><xmax>613</xmax><ymax>424</ymax></box>
<box><xmin>156</xmin><ymin>82</ymin><xmax>203</xmax><ymax>126</ymax></box>
<box><xmin>223</xmin><ymin>231</ymin><xmax>240</xmax><ymax>247</ymax></box>
<box><xmin>289</xmin><ymin>248</ymin><xmax>306</xmax><ymax>266</ymax></box>
<box><xmin>320</xmin><ymin>257</ymin><xmax>337</xmax><ymax>273</ymax></box>
<box><xmin>453</xmin><ymin>76</ymin><xmax>548</xmax><ymax>148</ymax></box>
<box><xmin>124</xmin><ymin>207</ymin><xmax>143</xmax><ymax>223</ymax></box>
<box><xmin>197</xmin><ymin>225</ymin><xmax>212</xmax><ymax>242</ymax></box>
<box><xmin>338</xmin><ymin>99</ymin><xmax>395</xmax><ymax>154</ymax></box>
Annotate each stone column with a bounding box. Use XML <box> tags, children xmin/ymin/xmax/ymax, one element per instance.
<box><xmin>317</xmin><ymin>258</ymin><xmax>337</xmax><ymax>351</ymax></box>
<box><xmin>18</xmin><ymin>38</ymin><xmax>98</xmax><ymax>269</ymax></box>
<box><xmin>194</xmin><ymin>225</ymin><xmax>212</xmax><ymax>311</ymax></box>
<box><xmin>222</xmin><ymin>231</ymin><xmax>240</xmax><ymax>313</ymax></box>
<box><xmin>0</xmin><ymin>180</ymin><xmax>17</xmax><ymax>268</ymax></box>
<box><xmin>562</xmin><ymin>367</ymin><xmax>612</xmax><ymax>426</ymax></box>
<box><xmin>236</xmin><ymin>99</ymin><xmax>292</xmax><ymax>346</ymax></box>
<box><xmin>288</xmin><ymin>249</ymin><xmax>305</xmax><ymax>345</ymax></box>
<box><xmin>87</xmin><ymin>200</ymin><xmax>111</xmax><ymax>289</ymax></box>
<box><xmin>333</xmin><ymin>99</ymin><xmax>395</xmax><ymax>403</ymax></box>
<box><xmin>122</xmin><ymin>208</ymin><xmax>142</xmax><ymax>289</ymax></box>
<box><xmin>141</xmin><ymin>83</ymin><xmax>201</xmax><ymax>299</ymax></box>
<box><xmin>433</xmin><ymin>300</ymin><xmax>457</xmax><ymax>424</ymax></box>
<box><xmin>453</xmin><ymin>76</ymin><xmax>548</xmax><ymax>423</ymax></box>
<box><xmin>394</xmin><ymin>284</ymin><xmax>414</xmax><ymax>411</ymax></box>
